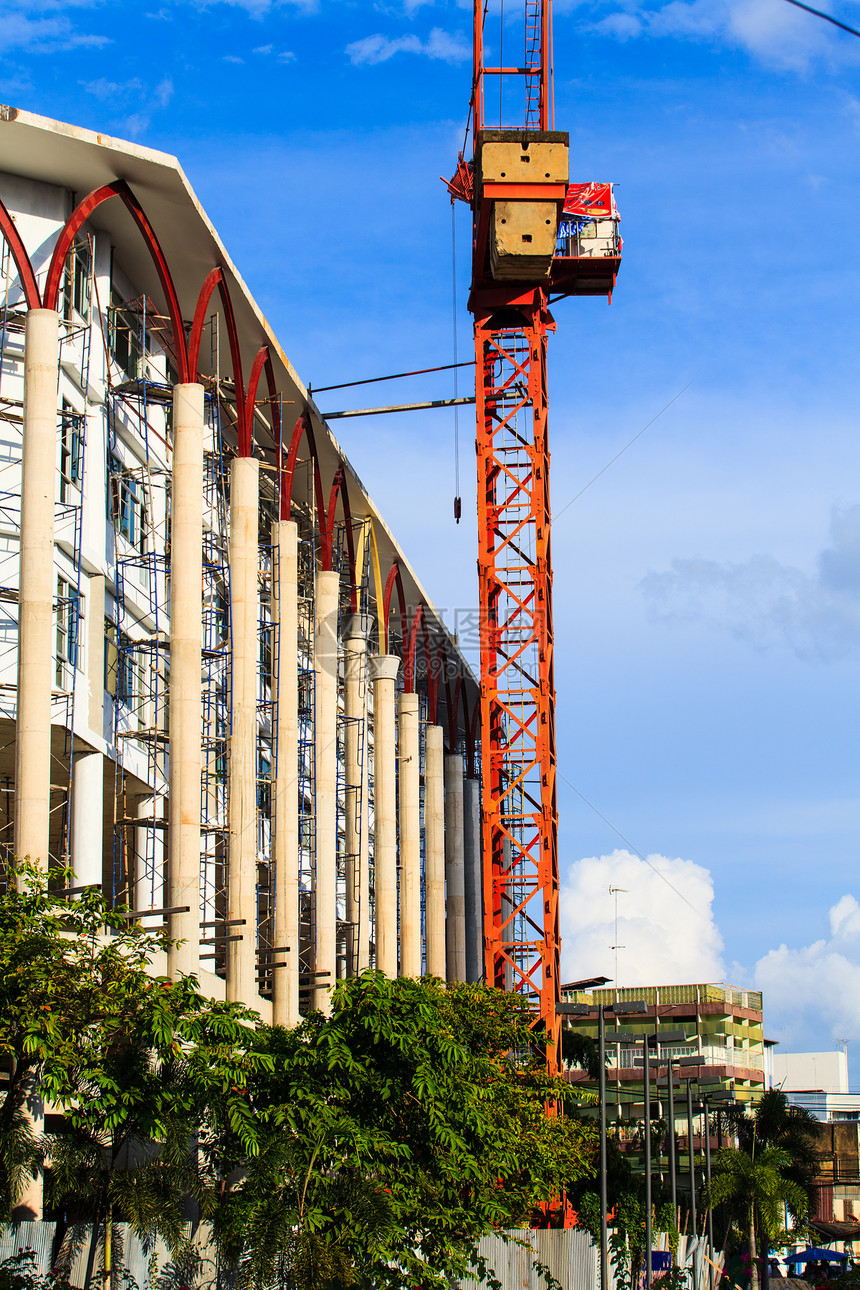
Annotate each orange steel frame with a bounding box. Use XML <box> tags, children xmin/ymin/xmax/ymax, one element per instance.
<box><xmin>469</xmin><ymin>0</ymin><xmax>561</xmax><ymax>1074</ymax></box>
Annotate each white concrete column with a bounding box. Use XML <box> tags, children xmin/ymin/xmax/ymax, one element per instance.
<box><xmin>87</xmin><ymin>573</ymin><xmax>105</xmax><ymax>738</ymax></box>
<box><xmin>15</xmin><ymin>308</ymin><xmax>59</xmax><ymax>872</ymax></box>
<box><xmin>370</xmin><ymin>654</ymin><xmax>399</xmax><ymax>976</ymax></box>
<box><xmin>313</xmin><ymin>568</ymin><xmax>340</xmax><ymax>1014</ymax></box>
<box><xmin>272</xmin><ymin>519</ymin><xmax>299</xmax><ymax>1026</ymax></box>
<box><xmin>398</xmin><ymin>690</ymin><xmax>420</xmax><ymax>978</ymax></box>
<box><xmin>227</xmin><ymin>455</ymin><xmax>260</xmax><ymax>1005</ymax></box>
<box><xmin>167</xmin><ymin>383</ymin><xmax>204</xmax><ymax>981</ymax></box>
<box><xmin>463</xmin><ymin>775</ymin><xmax>483</xmax><ymax>983</ymax></box>
<box><xmin>70</xmin><ymin>749</ymin><xmax>103</xmax><ymax>888</ymax></box>
<box><xmin>344</xmin><ymin>614</ymin><xmax>370</xmax><ymax>976</ymax></box>
<box><xmin>444</xmin><ymin>753</ymin><xmax>466</xmax><ymax>983</ymax></box>
<box><xmin>424</xmin><ymin>724</ymin><xmax>445</xmax><ymax>979</ymax></box>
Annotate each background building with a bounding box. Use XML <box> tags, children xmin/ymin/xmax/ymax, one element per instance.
<box><xmin>561</xmin><ymin>982</ymin><xmax>767</xmax><ymax>1115</ymax></box>
<box><xmin>0</xmin><ymin>107</ymin><xmax>482</xmax><ymax>1032</ymax></box>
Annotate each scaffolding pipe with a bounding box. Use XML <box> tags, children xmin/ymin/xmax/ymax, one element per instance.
<box><xmin>424</xmin><ymin>724</ymin><xmax>446</xmax><ymax>978</ymax></box>
<box><xmin>15</xmin><ymin>308</ymin><xmax>59</xmax><ymax>874</ymax></box>
<box><xmin>272</xmin><ymin>518</ymin><xmax>299</xmax><ymax>1026</ymax></box>
<box><xmin>444</xmin><ymin>753</ymin><xmax>466</xmax><ymax>982</ymax></box>
<box><xmin>398</xmin><ymin>691</ymin><xmax>421</xmax><ymax>977</ymax></box>
<box><xmin>167</xmin><ymin>383</ymin><xmax>204</xmax><ymax>981</ymax></box>
<box><xmin>370</xmin><ymin>654</ymin><xmax>400</xmax><ymax>976</ymax></box>
<box><xmin>463</xmin><ymin>775</ymin><xmax>483</xmax><ymax>982</ymax></box>
<box><xmin>227</xmin><ymin>455</ymin><xmax>260</xmax><ymax>1006</ymax></box>
<box><xmin>314</xmin><ymin>569</ymin><xmax>340</xmax><ymax>1013</ymax></box>
<box><xmin>344</xmin><ymin>613</ymin><xmax>370</xmax><ymax>975</ymax></box>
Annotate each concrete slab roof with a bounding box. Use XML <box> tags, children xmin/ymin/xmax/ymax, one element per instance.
<box><xmin>0</xmin><ymin>103</ymin><xmax>478</xmax><ymax>698</ymax></box>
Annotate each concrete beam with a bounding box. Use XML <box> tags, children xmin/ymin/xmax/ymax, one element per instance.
<box><xmin>272</xmin><ymin>519</ymin><xmax>299</xmax><ymax>1026</ymax></box>
<box><xmin>314</xmin><ymin>568</ymin><xmax>340</xmax><ymax>1013</ymax></box>
<box><xmin>463</xmin><ymin>776</ymin><xmax>483</xmax><ymax>983</ymax></box>
<box><xmin>15</xmin><ymin>308</ymin><xmax>59</xmax><ymax>873</ymax></box>
<box><xmin>369</xmin><ymin>655</ymin><xmax>399</xmax><ymax>976</ymax></box>
<box><xmin>424</xmin><ymin>724</ymin><xmax>445</xmax><ymax>979</ymax></box>
<box><xmin>70</xmin><ymin>750</ymin><xmax>103</xmax><ymax>888</ymax></box>
<box><xmin>227</xmin><ymin>455</ymin><xmax>259</xmax><ymax>1006</ymax></box>
<box><xmin>167</xmin><ymin>383</ymin><xmax>204</xmax><ymax>981</ymax></box>
<box><xmin>398</xmin><ymin>691</ymin><xmax>420</xmax><ymax>978</ymax></box>
<box><xmin>444</xmin><ymin>753</ymin><xmax>466</xmax><ymax>982</ymax></box>
<box><xmin>344</xmin><ymin>614</ymin><xmax>370</xmax><ymax>976</ymax></box>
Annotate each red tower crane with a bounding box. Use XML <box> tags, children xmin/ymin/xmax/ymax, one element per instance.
<box><xmin>448</xmin><ymin>0</ymin><xmax>621</xmax><ymax>1074</ymax></box>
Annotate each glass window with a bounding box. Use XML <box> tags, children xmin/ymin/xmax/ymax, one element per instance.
<box><xmin>56</xmin><ymin>576</ymin><xmax>81</xmax><ymax>687</ymax></box>
<box><xmin>61</xmin><ymin>238</ymin><xmax>91</xmax><ymax>323</ymax></box>
<box><xmin>59</xmin><ymin>400</ymin><xmax>83</xmax><ymax>505</ymax></box>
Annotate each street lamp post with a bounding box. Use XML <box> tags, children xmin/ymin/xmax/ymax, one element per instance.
<box><xmin>599</xmin><ymin>1004</ymin><xmax>608</xmax><ymax>1290</ymax></box>
<box><xmin>643</xmin><ymin>1032</ymin><xmax>653</xmax><ymax>1290</ymax></box>
<box><xmin>560</xmin><ymin>997</ymin><xmax>649</xmax><ymax>1290</ymax></box>
<box><xmin>686</xmin><ymin>1076</ymin><xmax>697</xmax><ymax>1237</ymax></box>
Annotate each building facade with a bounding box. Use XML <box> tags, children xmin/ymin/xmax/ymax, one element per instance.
<box><xmin>0</xmin><ymin>107</ymin><xmax>483</xmax><ymax>1027</ymax></box>
<box><xmin>561</xmin><ymin>982</ymin><xmax>767</xmax><ymax>1115</ymax></box>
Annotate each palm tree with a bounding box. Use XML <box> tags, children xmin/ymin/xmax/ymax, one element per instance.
<box><xmin>721</xmin><ymin>1089</ymin><xmax>823</xmax><ymax>1289</ymax></box>
<box><xmin>725</xmin><ymin>1089</ymin><xmax>822</xmax><ymax>1212</ymax></box>
<box><xmin>705</xmin><ymin>1146</ymin><xmax>807</xmax><ymax>1290</ymax></box>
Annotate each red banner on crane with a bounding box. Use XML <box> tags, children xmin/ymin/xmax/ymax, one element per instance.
<box><xmin>563</xmin><ymin>182</ymin><xmax>614</xmax><ymax>216</ymax></box>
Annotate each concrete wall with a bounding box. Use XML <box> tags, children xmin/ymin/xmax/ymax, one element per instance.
<box><xmin>774</xmin><ymin>1051</ymin><xmax>849</xmax><ymax>1094</ymax></box>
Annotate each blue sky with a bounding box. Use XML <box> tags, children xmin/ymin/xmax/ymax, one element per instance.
<box><xmin>5</xmin><ymin>0</ymin><xmax>860</xmax><ymax>1063</ymax></box>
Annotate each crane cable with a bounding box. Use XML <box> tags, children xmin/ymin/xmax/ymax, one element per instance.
<box><xmin>780</xmin><ymin>0</ymin><xmax>860</xmax><ymax>36</ymax></box>
<box><xmin>451</xmin><ymin>199</ymin><xmax>462</xmax><ymax>524</ymax></box>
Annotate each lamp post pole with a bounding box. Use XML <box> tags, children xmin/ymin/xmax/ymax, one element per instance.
<box><xmin>702</xmin><ymin>1093</ymin><xmax>714</xmax><ymax>1259</ymax></box>
<box><xmin>599</xmin><ymin>1005</ymin><xmax>608</xmax><ymax>1290</ymax></box>
<box><xmin>686</xmin><ymin>1076</ymin><xmax>697</xmax><ymax>1231</ymax></box>
<box><xmin>667</xmin><ymin>1057</ymin><xmax>677</xmax><ymax>1219</ymax></box>
<box><xmin>643</xmin><ymin>1033</ymin><xmax>653</xmax><ymax>1290</ymax></box>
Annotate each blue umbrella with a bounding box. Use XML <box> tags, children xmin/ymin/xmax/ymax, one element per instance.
<box><xmin>785</xmin><ymin>1248</ymin><xmax>849</xmax><ymax>1263</ymax></box>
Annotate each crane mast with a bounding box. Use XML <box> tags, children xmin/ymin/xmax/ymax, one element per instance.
<box><xmin>451</xmin><ymin>0</ymin><xmax>621</xmax><ymax>1074</ymax></box>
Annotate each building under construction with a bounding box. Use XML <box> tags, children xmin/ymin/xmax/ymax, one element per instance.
<box><xmin>0</xmin><ymin>106</ymin><xmax>483</xmax><ymax>1024</ymax></box>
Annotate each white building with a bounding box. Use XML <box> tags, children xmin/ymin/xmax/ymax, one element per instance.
<box><xmin>0</xmin><ymin>106</ymin><xmax>484</xmax><ymax>1030</ymax></box>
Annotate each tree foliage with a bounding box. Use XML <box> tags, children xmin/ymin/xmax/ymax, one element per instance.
<box><xmin>0</xmin><ymin>868</ymin><xmax>598</xmax><ymax>1289</ymax></box>
<box><xmin>201</xmin><ymin>973</ymin><xmax>598</xmax><ymax>1289</ymax></box>
<box><xmin>705</xmin><ymin>1146</ymin><xmax>807</xmax><ymax>1290</ymax></box>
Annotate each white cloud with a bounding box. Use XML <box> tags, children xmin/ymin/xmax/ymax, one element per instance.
<box><xmin>581</xmin><ymin>0</ymin><xmax>853</xmax><ymax>70</ymax></box>
<box><xmin>641</xmin><ymin>504</ymin><xmax>860</xmax><ymax>663</ymax></box>
<box><xmin>755</xmin><ymin>895</ymin><xmax>860</xmax><ymax>1050</ymax></box>
<box><xmin>560</xmin><ymin>849</ymin><xmax>726</xmax><ymax>987</ymax></box>
<box><xmin>0</xmin><ymin>11</ymin><xmax>109</xmax><ymax>56</ymax></box>
<box><xmin>154</xmin><ymin>77</ymin><xmax>174</xmax><ymax>108</ymax></box>
<box><xmin>81</xmin><ymin>77</ymin><xmax>144</xmax><ymax>100</ymax></box>
<box><xmin>346</xmin><ymin>25</ymin><xmax>469</xmax><ymax>65</ymax></box>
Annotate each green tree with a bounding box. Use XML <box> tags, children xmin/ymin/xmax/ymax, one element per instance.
<box><xmin>199</xmin><ymin>972</ymin><xmax>598</xmax><ymax>1290</ymax></box>
<box><xmin>723</xmin><ymin>1089</ymin><xmax>822</xmax><ymax>1214</ymax></box>
<box><xmin>0</xmin><ymin>863</ymin><xmax>265</xmax><ymax>1286</ymax></box>
<box><xmin>704</xmin><ymin>1146</ymin><xmax>807</xmax><ymax>1290</ymax></box>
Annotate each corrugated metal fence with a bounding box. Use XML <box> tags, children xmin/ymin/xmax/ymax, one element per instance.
<box><xmin>0</xmin><ymin>1222</ymin><xmax>720</xmax><ymax>1290</ymax></box>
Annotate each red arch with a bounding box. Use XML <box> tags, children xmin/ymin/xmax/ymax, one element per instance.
<box><xmin>42</xmin><ymin>181</ymin><xmax>189</xmax><ymax>382</ymax></box>
<box><xmin>187</xmin><ymin>266</ymin><xmax>222</xmax><ymax>375</ymax></box>
<box><xmin>265</xmin><ymin>353</ymin><xmax>281</xmax><ymax>461</ymax></box>
<box><xmin>324</xmin><ymin>466</ymin><xmax>357</xmax><ymax>609</ymax></box>
<box><xmin>281</xmin><ymin>411</ymin><xmax>327</xmax><ymax>536</ymax></box>
<box><xmin>383</xmin><ymin>562</ymin><xmax>408</xmax><ymax>663</ymax></box>
<box><xmin>420</xmin><ymin>615</ymin><xmax>439</xmax><ymax>721</ymax></box>
<box><xmin>402</xmin><ymin>603</ymin><xmax>425</xmax><ymax>695</ymax></box>
<box><xmin>243</xmin><ymin>345</ymin><xmax>270</xmax><ymax>458</ymax></box>
<box><xmin>0</xmin><ymin>197</ymin><xmax>41</xmax><ymax>309</ymax></box>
